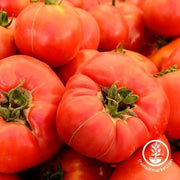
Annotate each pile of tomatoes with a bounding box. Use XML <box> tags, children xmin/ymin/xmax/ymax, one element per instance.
<box><xmin>0</xmin><ymin>0</ymin><xmax>180</xmax><ymax>179</ymax></box>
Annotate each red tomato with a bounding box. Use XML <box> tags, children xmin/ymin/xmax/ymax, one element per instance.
<box><xmin>172</xmin><ymin>151</ymin><xmax>180</xmax><ymax>167</ymax></box>
<box><xmin>0</xmin><ymin>26</ymin><xmax>17</xmax><ymax>60</ymax></box>
<box><xmin>115</xmin><ymin>2</ymin><xmax>149</xmax><ymax>52</ymax></box>
<box><xmin>55</xmin><ymin>49</ymin><xmax>99</xmax><ymax>84</ymax></box>
<box><xmin>15</xmin><ymin>2</ymin><xmax>83</xmax><ymax>67</ymax></box>
<box><xmin>143</xmin><ymin>0</ymin><xmax>180</xmax><ymax>37</ymax></box>
<box><xmin>155</xmin><ymin>67</ymin><xmax>180</xmax><ymax>139</ymax></box>
<box><xmin>89</xmin><ymin>4</ymin><xmax>129</xmax><ymax>51</ymax></box>
<box><xmin>0</xmin><ymin>11</ymin><xmax>17</xmax><ymax>60</ymax></box>
<box><xmin>0</xmin><ymin>174</ymin><xmax>20</xmax><ymax>180</ymax></box>
<box><xmin>0</xmin><ymin>0</ymin><xmax>30</xmax><ymax>17</ymax></box>
<box><xmin>110</xmin><ymin>136</ymin><xmax>180</xmax><ymax>180</ymax></box>
<box><xmin>40</xmin><ymin>148</ymin><xmax>113</xmax><ymax>180</ymax></box>
<box><xmin>75</xmin><ymin>8</ymin><xmax>100</xmax><ymax>50</ymax></box>
<box><xmin>161</xmin><ymin>46</ymin><xmax>180</xmax><ymax>70</ymax></box>
<box><xmin>0</xmin><ymin>55</ymin><xmax>64</xmax><ymax>173</ymax></box>
<box><xmin>56</xmin><ymin>52</ymin><xmax>169</xmax><ymax>163</ymax></box>
<box><xmin>149</xmin><ymin>37</ymin><xmax>180</xmax><ymax>70</ymax></box>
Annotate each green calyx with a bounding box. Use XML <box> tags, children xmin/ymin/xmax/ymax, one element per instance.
<box><xmin>153</xmin><ymin>65</ymin><xmax>178</xmax><ymax>77</ymax></box>
<box><xmin>114</xmin><ymin>44</ymin><xmax>126</xmax><ymax>54</ymax></box>
<box><xmin>0</xmin><ymin>11</ymin><xmax>13</xmax><ymax>28</ymax></box>
<box><xmin>0</xmin><ymin>80</ymin><xmax>29</xmax><ymax>122</ymax></box>
<box><xmin>41</xmin><ymin>164</ymin><xmax>64</xmax><ymax>180</ymax></box>
<box><xmin>102</xmin><ymin>83</ymin><xmax>138</xmax><ymax>119</ymax></box>
<box><xmin>44</xmin><ymin>0</ymin><xmax>63</xmax><ymax>5</ymax></box>
<box><xmin>112</xmin><ymin>0</ymin><xmax>116</xmax><ymax>6</ymax></box>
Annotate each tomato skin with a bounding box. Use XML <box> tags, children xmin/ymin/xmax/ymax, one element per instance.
<box><xmin>0</xmin><ymin>26</ymin><xmax>17</xmax><ymax>60</ymax></box>
<box><xmin>172</xmin><ymin>151</ymin><xmax>180</xmax><ymax>167</ymax></box>
<box><xmin>75</xmin><ymin>8</ymin><xmax>100</xmax><ymax>50</ymax></box>
<box><xmin>115</xmin><ymin>2</ymin><xmax>148</xmax><ymax>52</ymax></box>
<box><xmin>110</xmin><ymin>136</ymin><xmax>180</xmax><ymax>180</ymax></box>
<box><xmin>56</xmin><ymin>52</ymin><xmax>169</xmax><ymax>163</ymax></box>
<box><xmin>55</xmin><ymin>49</ymin><xmax>99</xmax><ymax>84</ymax></box>
<box><xmin>0</xmin><ymin>55</ymin><xmax>64</xmax><ymax>173</ymax></box>
<box><xmin>143</xmin><ymin>0</ymin><xmax>180</xmax><ymax>37</ymax></box>
<box><xmin>15</xmin><ymin>3</ymin><xmax>83</xmax><ymax>67</ymax></box>
<box><xmin>161</xmin><ymin>46</ymin><xmax>180</xmax><ymax>70</ymax></box>
<box><xmin>89</xmin><ymin>4</ymin><xmax>129</xmax><ymax>51</ymax></box>
<box><xmin>157</xmin><ymin>71</ymin><xmax>180</xmax><ymax>139</ymax></box>
<box><xmin>0</xmin><ymin>174</ymin><xmax>21</xmax><ymax>180</ymax></box>
<box><xmin>120</xmin><ymin>49</ymin><xmax>158</xmax><ymax>74</ymax></box>
<box><xmin>41</xmin><ymin>148</ymin><xmax>113</xmax><ymax>180</ymax></box>
<box><xmin>149</xmin><ymin>37</ymin><xmax>180</xmax><ymax>70</ymax></box>
<box><xmin>0</xmin><ymin>0</ymin><xmax>30</xmax><ymax>17</ymax></box>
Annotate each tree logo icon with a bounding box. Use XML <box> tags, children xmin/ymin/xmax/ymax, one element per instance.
<box><xmin>142</xmin><ymin>140</ymin><xmax>169</xmax><ymax>167</ymax></box>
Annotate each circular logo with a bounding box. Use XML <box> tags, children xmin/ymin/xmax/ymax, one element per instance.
<box><xmin>142</xmin><ymin>140</ymin><xmax>169</xmax><ymax>167</ymax></box>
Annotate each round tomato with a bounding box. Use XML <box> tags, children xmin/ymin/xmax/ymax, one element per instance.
<box><xmin>56</xmin><ymin>52</ymin><xmax>169</xmax><ymax>163</ymax></box>
<box><xmin>0</xmin><ymin>55</ymin><xmax>64</xmax><ymax>173</ymax></box>
<box><xmin>155</xmin><ymin>67</ymin><xmax>180</xmax><ymax>139</ymax></box>
<box><xmin>0</xmin><ymin>11</ymin><xmax>17</xmax><ymax>60</ymax></box>
<box><xmin>115</xmin><ymin>2</ymin><xmax>148</xmax><ymax>52</ymax></box>
<box><xmin>0</xmin><ymin>0</ymin><xmax>30</xmax><ymax>17</ymax></box>
<box><xmin>161</xmin><ymin>46</ymin><xmax>180</xmax><ymax>70</ymax></box>
<box><xmin>15</xmin><ymin>2</ymin><xmax>83</xmax><ymax>67</ymax></box>
<box><xmin>149</xmin><ymin>37</ymin><xmax>180</xmax><ymax>70</ymax></box>
<box><xmin>143</xmin><ymin>0</ymin><xmax>180</xmax><ymax>37</ymax></box>
<box><xmin>89</xmin><ymin>4</ymin><xmax>129</xmax><ymax>51</ymax></box>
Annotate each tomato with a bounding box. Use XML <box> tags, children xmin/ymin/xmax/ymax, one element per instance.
<box><xmin>172</xmin><ymin>151</ymin><xmax>180</xmax><ymax>167</ymax></box>
<box><xmin>89</xmin><ymin>4</ymin><xmax>129</xmax><ymax>51</ymax></box>
<box><xmin>0</xmin><ymin>11</ymin><xmax>17</xmax><ymax>60</ymax></box>
<box><xmin>55</xmin><ymin>49</ymin><xmax>99</xmax><ymax>84</ymax></box>
<box><xmin>161</xmin><ymin>46</ymin><xmax>180</xmax><ymax>70</ymax></box>
<box><xmin>14</xmin><ymin>1</ymin><xmax>83</xmax><ymax>67</ymax></box>
<box><xmin>149</xmin><ymin>37</ymin><xmax>180</xmax><ymax>70</ymax></box>
<box><xmin>143</xmin><ymin>0</ymin><xmax>180</xmax><ymax>37</ymax></box>
<box><xmin>114</xmin><ymin>2</ymin><xmax>149</xmax><ymax>52</ymax></box>
<box><xmin>155</xmin><ymin>67</ymin><xmax>180</xmax><ymax>139</ymax></box>
<box><xmin>0</xmin><ymin>0</ymin><xmax>30</xmax><ymax>17</ymax></box>
<box><xmin>75</xmin><ymin>8</ymin><xmax>100</xmax><ymax>50</ymax></box>
<box><xmin>110</xmin><ymin>136</ymin><xmax>180</xmax><ymax>180</ymax></box>
<box><xmin>56</xmin><ymin>52</ymin><xmax>169</xmax><ymax>163</ymax></box>
<box><xmin>0</xmin><ymin>55</ymin><xmax>64</xmax><ymax>173</ymax></box>
<box><xmin>40</xmin><ymin>148</ymin><xmax>113</xmax><ymax>180</ymax></box>
<box><xmin>0</xmin><ymin>174</ymin><xmax>20</xmax><ymax>180</ymax></box>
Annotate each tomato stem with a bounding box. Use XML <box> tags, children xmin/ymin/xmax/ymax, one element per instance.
<box><xmin>101</xmin><ymin>83</ymin><xmax>138</xmax><ymax>119</ymax></box>
<box><xmin>0</xmin><ymin>11</ymin><xmax>13</xmax><ymax>28</ymax></box>
<box><xmin>153</xmin><ymin>65</ymin><xmax>178</xmax><ymax>77</ymax></box>
<box><xmin>112</xmin><ymin>0</ymin><xmax>116</xmax><ymax>6</ymax></box>
<box><xmin>115</xmin><ymin>44</ymin><xmax>126</xmax><ymax>54</ymax></box>
<box><xmin>44</xmin><ymin>0</ymin><xmax>60</xmax><ymax>5</ymax></box>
